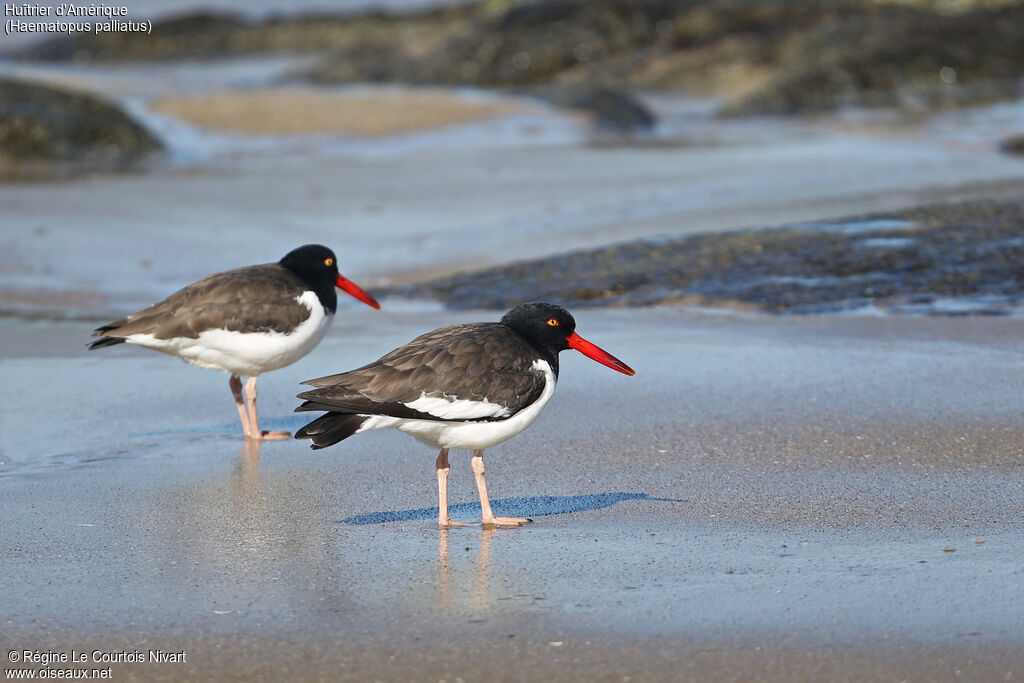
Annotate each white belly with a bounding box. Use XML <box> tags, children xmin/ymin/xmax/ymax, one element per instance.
<box><xmin>125</xmin><ymin>291</ymin><xmax>334</xmax><ymax>377</ymax></box>
<box><xmin>356</xmin><ymin>360</ymin><xmax>557</xmax><ymax>451</ymax></box>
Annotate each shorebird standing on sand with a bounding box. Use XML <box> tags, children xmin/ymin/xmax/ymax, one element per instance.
<box><xmin>90</xmin><ymin>244</ymin><xmax>380</xmax><ymax>440</ymax></box>
<box><xmin>294</xmin><ymin>302</ymin><xmax>635</xmax><ymax>527</ymax></box>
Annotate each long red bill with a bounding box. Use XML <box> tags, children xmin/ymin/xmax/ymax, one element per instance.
<box><xmin>566</xmin><ymin>332</ymin><xmax>635</xmax><ymax>376</ymax></box>
<box><xmin>335</xmin><ymin>274</ymin><xmax>381</xmax><ymax>309</ymax></box>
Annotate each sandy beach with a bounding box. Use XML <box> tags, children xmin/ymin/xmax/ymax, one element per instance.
<box><xmin>2</xmin><ymin>309</ymin><xmax>1023</xmax><ymax>680</ymax></box>
<box><xmin>149</xmin><ymin>87</ymin><xmax>529</xmax><ymax>136</ymax></box>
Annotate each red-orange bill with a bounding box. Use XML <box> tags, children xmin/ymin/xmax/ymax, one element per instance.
<box><xmin>566</xmin><ymin>332</ymin><xmax>635</xmax><ymax>376</ymax></box>
<box><xmin>335</xmin><ymin>274</ymin><xmax>381</xmax><ymax>309</ymax></box>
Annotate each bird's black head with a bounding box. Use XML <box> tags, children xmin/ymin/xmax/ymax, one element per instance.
<box><xmin>280</xmin><ymin>244</ymin><xmax>339</xmax><ymax>286</ymax></box>
<box><xmin>501</xmin><ymin>302</ymin><xmax>635</xmax><ymax>376</ymax></box>
<box><xmin>280</xmin><ymin>244</ymin><xmax>380</xmax><ymax>313</ymax></box>
<box><xmin>501</xmin><ymin>302</ymin><xmax>578</xmax><ymax>355</ymax></box>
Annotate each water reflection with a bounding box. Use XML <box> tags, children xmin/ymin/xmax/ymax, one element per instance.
<box><xmin>437</xmin><ymin>527</ymin><xmax>498</xmax><ymax>612</ymax></box>
<box><xmin>129</xmin><ymin>438</ymin><xmax>357</xmax><ymax>620</ymax></box>
<box><xmin>236</xmin><ymin>437</ymin><xmax>262</xmax><ymax>486</ymax></box>
<box><xmin>232</xmin><ymin>438</ymin><xmax>265</xmax><ymax>554</ymax></box>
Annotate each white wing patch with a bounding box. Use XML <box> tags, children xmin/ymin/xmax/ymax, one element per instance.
<box><xmin>404</xmin><ymin>393</ymin><xmax>512</xmax><ymax>420</ymax></box>
<box><xmin>356</xmin><ymin>359</ymin><xmax>557</xmax><ymax>451</ymax></box>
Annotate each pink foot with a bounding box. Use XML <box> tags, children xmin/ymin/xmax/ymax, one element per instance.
<box><xmin>261</xmin><ymin>430</ymin><xmax>291</xmax><ymax>441</ymax></box>
<box><xmin>439</xmin><ymin>518</ymin><xmax>473</xmax><ymax>529</ymax></box>
<box><xmin>245</xmin><ymin>430</ymin><xmax>291</xmax><ymax>441</ymax></box>
<box><xmin>483</xmin><ymin>516</ymin><xmax>532</xmax><ymax>528</ymax></box>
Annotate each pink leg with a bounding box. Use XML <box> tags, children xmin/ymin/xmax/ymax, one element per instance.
<box><xmin>470</xmin><ymin>450</ymin><xmax>531</xmax><ymax>527</ymax></box>
<box><xmin>229</xmin><ymin>375</ymin><xmax>256</xmax><ymax>438</ymax></box>
<box><xmin>437</xmin><ymin>448</ymin><xmax>470</xmax><ymax>529</ymax></box>
<box><xmin>243</xmin><ymin>376</ymin><xmax>290</xmax><ymax>441</ymax></box>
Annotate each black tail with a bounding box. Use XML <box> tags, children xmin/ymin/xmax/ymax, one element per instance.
<box><xmin>88</xmin><ymin>336</ymin><xmax>126</xmax><ymax>350</ymax></box>
<box><xmin>294</xmin><ymin>411</ymin><xmax>367</xmax><ymax>450</ymax></box>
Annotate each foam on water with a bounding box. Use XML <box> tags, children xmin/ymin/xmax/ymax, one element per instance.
<box><xmin>796</xmin><ymin>218</ymin><xmax>920</xmax><ymax>235</ymax></box>
<box><xmin>858</xmin><ymin>237</ymin><xmax>918</xmax><ymax>249</ymax></box>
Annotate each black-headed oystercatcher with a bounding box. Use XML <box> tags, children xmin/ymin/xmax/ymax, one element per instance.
<box><xmin>295</xmin><ymin>302</ymin><xmax>635</xmax><ymax>527</ymax></box>
<box><xmin>90</xmin><ymin>244</ymin><xmax>380</xmax><ymax>440</ymax></box>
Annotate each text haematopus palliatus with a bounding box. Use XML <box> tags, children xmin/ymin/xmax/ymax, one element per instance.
<box><xmin>90</xmin><ymin>244</ymin><xmax>380</xmax><ymax>440</ymax></box>
<box><xmin>295</xmin><ymin>302</ymin><xmax>634</xmax><ymax>527</ymax></box>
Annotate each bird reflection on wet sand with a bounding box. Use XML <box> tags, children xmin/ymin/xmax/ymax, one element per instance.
<box><xmin>437</xmin><ymin>527</ymin><xmax>499</xmax><ymax>612</ymax></box>
<box><xmin>236</xmin><ymin>438</ymin><xmax>262</xmax><ymax>485</ymax></box>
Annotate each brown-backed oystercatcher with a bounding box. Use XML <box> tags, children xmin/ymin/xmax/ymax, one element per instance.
<box><xmin>90</xmin><ymin>244</ymin><xmax>380</xmax><ymax>440</ymax></box>
<box><xmin>295</xmin><ymin>302</ymin><xmax>635</xmax><ymax>527</ymax></box>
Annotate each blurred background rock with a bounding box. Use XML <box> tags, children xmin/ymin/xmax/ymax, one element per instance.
<box><xmin>1</xmin><ymin>0</ymin><xmax>1023</xmax><ymax>315</ymax></box>
<box><xmin>7</xmin><ymin>0</ymin><xmax>1024</xmax><ymax>163</ymax></box>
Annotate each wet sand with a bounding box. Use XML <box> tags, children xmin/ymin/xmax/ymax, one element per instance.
<box><xmin>2</xmin><ymin>308</ymin><xmax>1023</xmax><ymax>680</ymax></box>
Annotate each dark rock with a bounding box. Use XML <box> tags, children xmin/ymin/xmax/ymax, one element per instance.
<box><xmin>0</xmin><ymin>77</ymin><xmax>162</xmax><ymax>170</ymax></box>
<box><xmin>308</xmin><ymin>0</ymin><xmax>1024</xmax><ymax>116</ymax></box>
<box><xmin>26</xmin><ymin>12</ymin><xmax>249</xmax><ymax>61</ymax></box>
<box><xmin>22</xmin><ymin>7</ymin><xmax>486</xmax><ymax>62</ymax></box>
<box><xmin>531</xmin><ymin>86</ymin><xmax>656</xmax><ymax>131</ymax></box>
<box><xmin>1000</xmin><ymin>134</ymin><xmax>1024</xmax><ymax>157</ymax></box>
<box><xmin>380</xmin><ymin>199</ymin><xmax>1024</xmax><ymax>316</ymax></box>
<box><xmin>21</xmin><ymin>1</ymin><xmax>1024</xmax><ymax>116</ymax></box>
<box><xmin>306</xmin><ymin>39</ymin><xmax>438</xmax><ymax>84</ymax></box>
<box><xmin>307</xmin><ymin>0</ymin><xmax>668</xmax><ymax>88</ymax></box>
<box><xmin>719</xmin><ymin>5</ymin><xmax>1024</xmax><ymax>116</ymax></box>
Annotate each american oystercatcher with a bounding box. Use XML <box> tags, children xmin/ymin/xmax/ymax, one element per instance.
<box><xmin>89</xmin><ymin>244</ymin><xmax>380</xmax><ymax>440</ymax></box>
<box><xmin>295</xmin><ymin>302</ymin><xmax>635</xmax><ymax>527</ymax></box>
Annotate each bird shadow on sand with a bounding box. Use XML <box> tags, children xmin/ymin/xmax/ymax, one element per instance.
<box><xmin>340</xmin><ymin>492</ymin><xmax>685</xmax><ymax>526</ymax></box>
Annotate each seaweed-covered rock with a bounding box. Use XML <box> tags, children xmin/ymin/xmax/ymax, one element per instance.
<box><xmin>21</xmin><ymin>0</ymin><xmax>1024</xmax><ymax>117</ymax></box>
<box><xmin>22</xmin><ymin>6</ymin><xmax>494</xmax><ymax>62</ymax></box>
<box><xmin>26</xmin><ymin>12</ymin><xmax>249</xmax><ymax>61</ymax></box>
<box><xmin>306</xmin><ymin>0</ymin><xmax>705</xmax><ymax>88</ymax></box>
<box><xmin>380</xmin><ymin>200</ymin><xmax>1024</xmax><ymax>315</ymax></box>
<box><xmin>719</xmin><ymin>5</ymin><xmax>1024</xmax><ymax>115</ymax></box>
<box><xmin>310</xmin><ymin>0</ymin><xmax>1024</xmax><ymax>116</ymax></box>
<box><xmin>0</xmin><ymin>77</ymin><xmax>161</xmax><ymax>167</ymax></box>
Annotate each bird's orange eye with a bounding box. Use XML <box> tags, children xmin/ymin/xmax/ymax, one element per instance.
<box><xmin>324</xmin><ymin>257</ymin><xmax>334</xmax><ymax>267</ymax></box>
<box><xmin>546</xmin><ymin>318</ymin><xmax>559</xmax><ymax>327</ymax></box>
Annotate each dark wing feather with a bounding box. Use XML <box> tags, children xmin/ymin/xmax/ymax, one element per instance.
<box><xmin>297</xmin><ymin>322</ymin><xmax>547</xmax><ymax>422</ymax></box>
<box><xmin>90</xmin><ymin>264</ymin><xmax>312</xmax><ymax>343</ymax></box>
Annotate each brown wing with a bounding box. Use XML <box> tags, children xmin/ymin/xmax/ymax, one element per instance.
<box><xmin>91</xmin><ymin>264</ymin><xmax>312</xmax><ymax>342</ymax></box>
<box><xmin>296</xmin><ymin>322</ymin><xmax>548</xmax><ymax>421</ymax></box>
